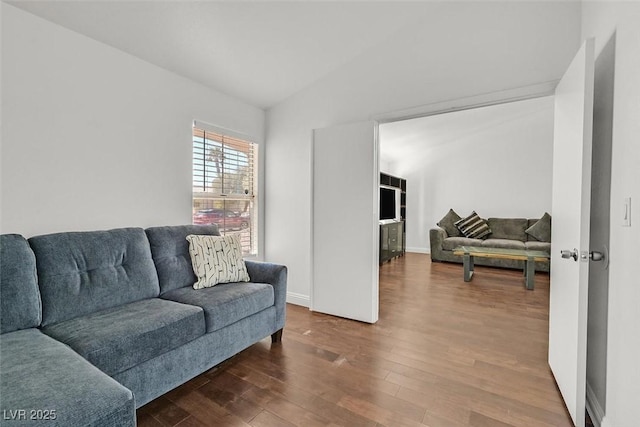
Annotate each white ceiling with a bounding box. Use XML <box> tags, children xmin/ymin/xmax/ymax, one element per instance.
<box><xmin>379</xmin><ymin>96</ymin><xmax>554</xmax><ymax>166</ymax></box>
<box><xmin>7</xmin><ymin>0</ymin><xmax>431</xmax><ymax>109</ymax></box>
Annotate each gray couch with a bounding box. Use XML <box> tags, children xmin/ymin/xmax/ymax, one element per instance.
<box><xmin>0</xmin><ymin>225</ymin><xmax>287</xmax><ymax>426</ymax></box>
<box><xmin>430</xmin><ymin>217</ymin><xmax>551</xmax><ymax>272</ymax></box>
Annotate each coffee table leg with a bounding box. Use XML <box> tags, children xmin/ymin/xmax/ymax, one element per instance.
<box><xmin>525</xmin><ymin>256</ymin><xmax>535</xmax><ymax>290</ymax></box>
<box><xmin>463</xmin><ymin>253</ymin><xmax>474</xmax><ymax>282</ymax></box>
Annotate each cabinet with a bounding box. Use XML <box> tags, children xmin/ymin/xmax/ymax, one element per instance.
<box><xmin>380</xmin><ymin>220</ymin><xmax>404</xmax><ymax>264</ymax></box>
<box><xmin>379</xmin><ymin>172</ymin><xmax>406</xmax><ymax>264</ymax></box>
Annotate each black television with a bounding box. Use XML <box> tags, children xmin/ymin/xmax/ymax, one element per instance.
<box><xmin>379</xmin><ymin>187</ymin><xmax>396</xmax><ymax>220</ymax></box>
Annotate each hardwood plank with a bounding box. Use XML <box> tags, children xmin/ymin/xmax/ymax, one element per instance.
<box><xmin>336</xmin><ymin>395</ymin><xmax>426</xmax><ymax>427</ymax></box>
<box><xmin>164</xmin><ymin>374</ymin><xmax>211</xmax><ymax>403</ymax></box>
<box><xmin>139</xmin><ymin>396</ymin><xmax>190</xmax><ymax>426</ymax></box>
<box><xmin>170</xmin><ymin>389</ymin><xmax>251</xmax><ymax>427</ymax></box>
<box><xmin>136</xmin><ymin>411</ymin><xmax>165</xmax><ymax>427</ymax></box>
<box><xmin>229</xmin><ymin>359</ymin><xmax>379</xmax><ymax>426</ymax></box>
<box><xmin>387</xmin><ymin>370</ymin><xmax>565</xmax><ymax>427</ymax></box>
<box><xmin>249</xmin><ymin>410</ymin><xmax>295</xmax><ymax>427</ymax></box>
<box><xmin>468</xmin><ymin>410</ymin><xmax>517</xmax><ymax>427</ymax></box>
<box><xmin>396</xmin><ymin>385</ymin><xmax>473</xmax><ymax>425</ymax></box>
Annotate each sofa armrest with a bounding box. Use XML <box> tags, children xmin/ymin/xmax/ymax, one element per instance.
<box><xmin>429</xmin><ymin>227</ymin><xmax>448</xmax><ymax>262</ymax></box>
<box><xmin>244</xmin><ymin>260</ymin><xmax>288</xmax><ymax>331</ymax></box>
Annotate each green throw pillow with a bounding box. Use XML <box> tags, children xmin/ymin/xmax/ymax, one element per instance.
<box><xmin>526</xmin><ymin>212</ymin><xmax>552</xmax><ymax>242</ymax></box>
<box><xmin>437</xmin><ymin>209</ymin><xmax>462</xmax><ymax>237</ymax></box>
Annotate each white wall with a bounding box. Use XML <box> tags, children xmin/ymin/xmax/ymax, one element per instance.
<box><xmin>379</xmin><ymin>161</ymin><xmax>395</xmax><ymax>176</ymax></box>
<box><xmin>1</xmin><ymin>4</ymin><xmax>265</xmax><ymax>239</ymax></box>
<box><xmin>266</xmin><ymin>2</ymin><xmax>581</xmax><ymax>306</ymax></box>
<box><xmin>582</xmin><ymin>3</ymin><xmax>640</xmax><ymax>427</ymax></box>
<box><xmin>585</xmin><ymin>22</ymin><xmax>615</xmax><ymax>425</ymax></box>
<box><xmin>383</xmin><ymin>96</ymin><xmax>554</xmax><ymax>253</ymax></box>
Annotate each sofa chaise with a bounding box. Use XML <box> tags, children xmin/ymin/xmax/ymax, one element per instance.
<box><xmin>0</xmin><ymin>225</ymin><xmax>287</xmax><ymax>426</ymax></box>
<box><xmin>430</xmin><ymin>213</ymin><xmax>551</xmax><ymax>272</ymax></box>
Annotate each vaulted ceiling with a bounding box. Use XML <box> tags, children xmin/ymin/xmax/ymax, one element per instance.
<box><xmin>8</xmin><ymin>1</ymin><xmax>431</xmax><ymax>109</ymax></box>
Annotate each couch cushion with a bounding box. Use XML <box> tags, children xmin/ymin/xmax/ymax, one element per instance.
<box><xmin>455</xmin><ymin>211</ymin><xmax>492</xmax><ymax>239</ymax></box>
<box><xmin>29</xmin><ymin>228</ymin><xmax>160</xmax><ymax>327</ymax></box>
<box><xmin>525</xmin><ymin>241</ymin><xmax>552</xmax><ymax>253</ymax></box>
<box><xmin>162</xmin><ymin>282</ymin><xmax>274</xmax><ymax>333</ymax></box>
<box><xmin>486</xmin><ymin>218</ymin><xmax>528</xmax><ymax>241</ymax></box>
<box><xmin>525</xmin><ymin>212</ymin><xmax>552</xmax><ymax>242</ymax></box>
<box><xmin>1</xmin><ymin>329</ymin><xmax>135</xmax><ymax>426</ymax></box>
<box><xmin>436</xmin><ymin>209</ymin><xmax>462</xmax><ymax>237</ymax></box>
<box><xmin>442</xmin><ymin>237</ymin><xmax>484</xmax><ymax>251</ymax></box>
<box><xmin>481</xmin><ymin>239</ymin><xmax>526</xmax><ymax>250</ymax></box>
<box><xmin>0</xmin><ymin>234</ymin><xmax>41</xmax><ymax>334</ymax></box>
<box><xmin>42</xmin><ymin>298</ymin><xmax>205</xmax><ymax>376</ymax></box>
<box><xmin>146</xmin><ymin>225</ymin><xmax>220</xmax><ymax>294</ymax></box>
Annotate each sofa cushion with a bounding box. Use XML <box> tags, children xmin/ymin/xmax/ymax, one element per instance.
<box><xmin>187</xmin><ymin>233</ymin><xmax>250</xmax><ymax>289</ymax></box>
<box><xmin>146</xmin><ymin>225</ymin><xmax>220</xmax><ymax>294</ymax></box>
<box><xmin>486</xmin><ymin>218</ymin><xmax>528</xmax><ymax>241</ymax></box>
<box><xmin>162</xmin><ymin>282</ymin><xmax>274</xmax><ymax>333</ymax></box>
<box><xmin>525</xmin><ymin>212</ymin><xmax>552</xmax><ymax>242</ymax></box>
<box><xmin>454</xmin><ymin>211</ymin><xmax>492</xmax><ymax>239</ymax></box>
<box><xmin>29</xmin><ymin>228</ymin><xmax>160</xmax><ymax>327</ymax></box>
<box><xmin>1</xmin><ymin>329</ymin><xmax>135</xmax><ymax>426</ymax></box>
<box><xmin>442</xmin><ymin>237</ymin><xmax>484</xmax><ymax>251</ymax></box>
<box><xmin>42</xmin><ymin>298</ymin><xmax>205</xmax><ymax>376</ymax></box>
<box><xmin>436</xmin><ymin>209</ymin><xmax>462</xmax><ymax>237</ymax></box>
<box><xmin>525</xmin><ymin>241</ymin><xmax>552</xmax><ymax>253</ymax></box>
<box><xmin>0</xmin><ymin>234</ymin><xmax>41</xmax><ymax>334</ymax></box>
<box><xmin>481</xmin><ymin>239</ymin><xmax>526</xmax><ymax>250</ymax></box>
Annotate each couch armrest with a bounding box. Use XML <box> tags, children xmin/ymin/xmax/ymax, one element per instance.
<box><xmin>429</xmin><ymin>227</ymin><xmax>448</xmax><ymax>262</ymax></box>
<box><xmin>244</xmin><ymin>261</ymin><xmax>288</xmax><ymax>331</ymax></box>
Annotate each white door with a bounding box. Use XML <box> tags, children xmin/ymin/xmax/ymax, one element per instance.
<box><xmin>312</xmin><ymin>121</ymin><xmax>379</xmax><ymax>323</ymax></box>
<box><xmin>549</xmin><ymin>38</ymin><xmax>595</xmax><ymax>427</ymax></box>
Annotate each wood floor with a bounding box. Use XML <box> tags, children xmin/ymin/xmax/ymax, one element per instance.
<box><xmin>138</xmin><ymin>253</ymin><xmax>574</xmax><ymax>427</ymax></box>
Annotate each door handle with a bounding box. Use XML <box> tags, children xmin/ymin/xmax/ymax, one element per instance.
<box><xmin>560</xmin><ymin>247</ymin><xmax>609</xmax><ymax>268</ymax></box>
<box><xmin>561</xmin><ymin>249</ymin><xmax>579</xmax><ymax>261</ymax></box>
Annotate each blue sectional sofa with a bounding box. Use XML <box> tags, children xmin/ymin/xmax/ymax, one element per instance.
<box><xmin>0</xmin><ymin>225</ymin><xmax>287</xmax><ymax>426</ymax></box>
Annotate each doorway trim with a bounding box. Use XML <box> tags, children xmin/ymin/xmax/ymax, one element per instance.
<box><xmin>372</xmin><ymin>80</ymin><xmax>558</xmax><ymax>124</ymax></box>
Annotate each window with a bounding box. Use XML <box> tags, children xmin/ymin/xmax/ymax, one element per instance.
<box><xmin>192</xmin><ymin>123</ymin><xmax>257</xmax><ymax>255</ymax></box>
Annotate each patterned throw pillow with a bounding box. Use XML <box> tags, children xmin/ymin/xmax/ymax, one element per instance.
<box><xmin>186</xmin><ymin>234</ymin><xmax>250</xmax><ymax>289</ymax></box>
<box><xmin>455</xmin><ymin>211</ymin><xmax>492</xmax><ymax>239</ymax></box>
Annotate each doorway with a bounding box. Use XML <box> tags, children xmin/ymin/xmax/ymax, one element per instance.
<box><xmin>378</xmin><ymin>96</ymin><xmax>555</xmax><ymax>257</ymax></box>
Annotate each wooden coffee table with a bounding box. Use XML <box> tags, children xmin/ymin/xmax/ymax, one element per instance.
<box><xmin>452</xmin><ymin>246</ymin><xmax>550</xmax><ymax>290</ymax></box>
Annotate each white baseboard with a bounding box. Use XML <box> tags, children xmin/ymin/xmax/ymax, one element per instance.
<box><xmin>286</xmin><ymin>292</ymin><xmax>310</xmax><ymax>307</ymax></box>
<box><xmin>406</xmin><ymin>247</ymin><xmax>429</xmax><ymax>254</ymax></box>
<box><xmin>586</xmin><ymin>382</ymin><xmax>606</xmax><ymax>427</ymax></box>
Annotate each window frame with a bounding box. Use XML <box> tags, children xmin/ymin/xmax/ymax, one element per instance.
<box><xmin>192</xmin><ymin>120</ymin><xmax>259</xmax><ymax>257</ymax></box>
